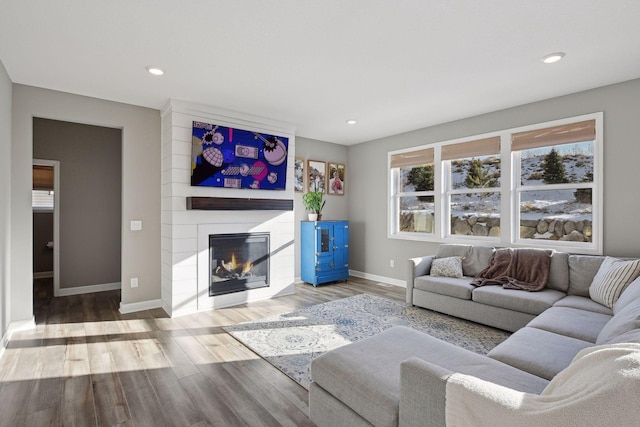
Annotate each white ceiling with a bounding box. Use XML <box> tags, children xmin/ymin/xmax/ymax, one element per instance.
<box><xmin>1</xmin><ymin>1</ymin><xmax>640</xmax><ymax>145</ymax></box>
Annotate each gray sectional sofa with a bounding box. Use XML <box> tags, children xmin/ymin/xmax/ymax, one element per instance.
<box><xmin>309</xmin><ymin>244</ymin><xmax>640</xmax><ymax>427</ymax></box>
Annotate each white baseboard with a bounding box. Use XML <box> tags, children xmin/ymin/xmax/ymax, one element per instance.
<box><xmin>0</xmin><ymin>316</ymin><xmax>36</xmax><ymax>361</ymax></box>
<box><xmin>33</xmin><ymin>271</ymin><xmax>53</xmax><ymax>279</ymax></box>
<box><xmin>56</xmin><ymin>282</ymin><xmax>121</xmax><ymax>296</ymax></box>
<box><xmin>119</xmin><ymin>299</ymin><xmax>164</xmax><ymax>315</ymax></box>
<box><xmin>349</xmin><ymin>270</ymin><xmax>406</xmax><ymax>288</ymax></box>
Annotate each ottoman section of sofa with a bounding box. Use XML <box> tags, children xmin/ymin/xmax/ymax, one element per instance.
<box><xmin>310</xmin><ymin>326</ymin><xmax>548</xmax><ymax>427</ymax></box>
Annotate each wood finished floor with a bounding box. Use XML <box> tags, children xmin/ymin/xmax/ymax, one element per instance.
<box><xmin>0</xmin><ymin>277</ymin><xmax>405</xmax><ymax>426</ymax></box>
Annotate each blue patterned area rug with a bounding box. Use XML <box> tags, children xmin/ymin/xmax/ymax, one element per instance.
<box><xmin>224</xmin><ymin>293</ymin><xmax>510</xmax><ymax>389</ymax></box>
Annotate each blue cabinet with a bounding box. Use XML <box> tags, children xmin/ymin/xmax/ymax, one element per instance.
<box><xmin>301</xmin><ymin>220</ymin><xmax>349</xmax><ymax>286</ymax></box>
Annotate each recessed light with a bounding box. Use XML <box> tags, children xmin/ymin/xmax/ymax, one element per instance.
<box><xmin>346</xmin><ymin>119</ymin><xmax>357</xmax><ymax>125</ymax></box>
<box><xmin>541</xmin><ymin>52</ymin><xmax>565</xmax><ymax>64</ymax></box>
<box><xmin>146</xmin><ymin>66</ymin><xmax>164</xmax><ymax>76</ymax></box>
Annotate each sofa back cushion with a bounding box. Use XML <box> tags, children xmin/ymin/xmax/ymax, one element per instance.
<box><xmin>589</xmin><ymin>257</ymin><xmax>640</xmax><ymax>308</ymax></box>
<box><xmin>435</xmin><ymin>244</ymin><xmax>494</xmax><ymax>277</ymax></box>
<box><xmin>547</xmin><ymin>251</ymin><xmax>569</xmax><ymax>292</ymax></box>
<box><xmin>596</xmin><ymin>299</ymin><xmax>640</xmax><ymax>345</ymax></box>
<box><xmin>614</xmin><ymin>276</ymin><xmax>640</xmax><ymax>315</ymax></box>
<box><xmin>568</xmin><ymin>255</ymin><xmax>605</xmax><ymax>297</ymax></box>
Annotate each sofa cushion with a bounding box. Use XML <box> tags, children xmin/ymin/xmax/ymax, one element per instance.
<box><xmin>596</xmin><ymin>300</ymin><xmax>640</xmax><ymax>345</ymax></box>
<box><xmin>547</xmin><ymin>251</ymin><xmax>569</xmax><ymax>292</ymax></box>
<box><xmin>613</xmin><ymin>276</ymin><xmax>640</xmax><ymax>314</ymax></box>
<box><xmin>472</xmin><ymin>286</ymin><xmax>565</xmax><ymax>315</ymax></box>
<box><xmin>488</xmin><ymin>327</ymin><xmax>593</xmax><ymax>380</ymax></box>
<box><xmin>414</xmin><ymin>276</ymin><xmax>475</xmax><ymax>300</ymax></box>
<box><xmin>436</xmin><ymin>244</ymin><xmax>494</xmax><ymax>277</ymax></box>
<box><xmin>526</xmin><ymin>306</ymin><xmax>611</xmax><ymax>343</ymax></box>
<box><xmin>567</xmin><ymin>255</ymin><xmax>604</xmax><ymax>297</ymax></box>
<box><xmin>311</xmin><ymin>326</ymin><xmax>548</xmax><ymax>427</ymax></box>
<box><xmin>553</xmin><ymin>295</ymin><xmax>613</xmax><ymax>315</ymax></box>
<box><xmin>430</xmin><ymin>256</ymin><xmax>463</xmax><ymax>278</ymax></box>
<box><xmin>589</xmin><ymin>257</ymin><xmax>640</xmax><ymax>308</ymax></box>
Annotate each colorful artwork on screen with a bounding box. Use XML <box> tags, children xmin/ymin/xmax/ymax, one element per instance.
<box><xmin>191</xmin><ymin>121</ymin><xmax>289</xmax><ymax>190</ymax></box>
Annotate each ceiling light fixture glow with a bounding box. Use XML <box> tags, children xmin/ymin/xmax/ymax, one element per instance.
<box><xmin>541</xmin><ymin>52</ymin><xmax>565</xmax><ymax>64</ymax></box>
<box><xmin>346</xmin><ymin>119</ymin><xmax>357</xmax><ymax>125</ymax></box>
<box><xmin>146</xmin><ymin>66</ymin><xmax>164</xmax><ymax>76</ymax></box>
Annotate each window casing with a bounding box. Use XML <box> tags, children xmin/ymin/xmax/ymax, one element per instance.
<box><xmin>388</xmin><ymin>113</ymin><xmax>603</xmax><ymax>254</ymax></box>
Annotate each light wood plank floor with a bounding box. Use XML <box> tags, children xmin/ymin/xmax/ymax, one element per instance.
<box><xmin>0</xmin><ymin>277</ymin><xmax>405</xmax><ymax>426</ymax></box>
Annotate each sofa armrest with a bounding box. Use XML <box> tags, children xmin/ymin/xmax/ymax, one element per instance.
<box><xmin>406</xmin><ymin>256</ymin><xmax>434</xmax><ymax>304</ymax></box>
<box><xmin>399</xmin><ymin>357</ymin><xmax>452</xmax><ymax>427</ymax></box>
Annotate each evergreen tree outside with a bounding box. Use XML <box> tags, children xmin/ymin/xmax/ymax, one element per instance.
<box><xmin>406</xmin><ymin>165</ymin><xmax>434</xmax><ymax>202</ymax></box>
<box><xmin>542</xmin><ymin>148</ymin><xmax>568</xmax><ymax>184</ymax></box>
<box><xmin>464</xmin><ymin>158</ymin><xmax>497</xmax><ymax>188</ymax></box>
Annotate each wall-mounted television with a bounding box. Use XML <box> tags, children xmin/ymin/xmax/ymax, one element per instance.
<box><xmin>191</xmin><ymin>121</ymin><xmax>289</xmax><ymax>190</ymax></box>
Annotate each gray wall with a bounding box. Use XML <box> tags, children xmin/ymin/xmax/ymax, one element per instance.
<box><xmin>33</xmin><ymin>118</ymin><xmax>122</xmax><ymax>288</ymax></box>
<box><xmin>12</xmin><ymin>85</ymin><xmax>161</xmax><ymax>322</ymax></box>
<box><xmin>32</xmin><ymin>212</ymin><xmax>53</xmax><ymax>274</ymax></box>
<box><xmin>0</xmin><ymin>59</ymin><xmax>11</xmax><ymax>335</ymax></box>
<box><xmin>348</xmin><ymin>78</ymin><xmax>640</xmax><ymax>283</ymax></box>
<box><xmin>294</xmin><ymin>137</ymin><xmax>349</xmax><ymax>278</ymax></box>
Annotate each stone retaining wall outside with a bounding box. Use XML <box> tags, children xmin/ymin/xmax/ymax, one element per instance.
<box><xmin>401</xmin><ymin>212</ymin><xmax>592</xmax><ymax>242</ymax></box>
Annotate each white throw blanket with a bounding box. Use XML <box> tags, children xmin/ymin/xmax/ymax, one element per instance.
<box><xmin>445</xmin><ymin>343</ymin><xmax>640</xmax><ymax>427</ymax></box>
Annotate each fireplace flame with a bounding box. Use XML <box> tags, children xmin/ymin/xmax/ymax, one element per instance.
<box><xmin>221</xmin><ymin>253</ymin><xmax>253</xmax><ymax>275</ymax></box>
<box><xmin>242</xmin><ymin>260</ymin><xmax>253</xmax><ymax>274</ymax></box>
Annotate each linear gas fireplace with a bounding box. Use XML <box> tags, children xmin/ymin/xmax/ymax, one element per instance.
<box><xmin>209</xmin><ymin>232</ymin><xmax>270</xmax><ymax>296</ymax></box>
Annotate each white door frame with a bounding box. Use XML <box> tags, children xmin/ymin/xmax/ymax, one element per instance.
<box><xmin>32</xmin><ymin>159</ymin><xmax>61</xmax><ymax>296</ymax></box>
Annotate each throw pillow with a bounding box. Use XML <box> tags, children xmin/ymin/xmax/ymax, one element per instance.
<box><xmin>430</xmin><ymin>256</ymin><xmax>464</xmax><ymax>278</ymax></box>
<box><xmin>589</xmin><ymin>257</ymin><xmax>640</xmax><ymax>308</ymax></box>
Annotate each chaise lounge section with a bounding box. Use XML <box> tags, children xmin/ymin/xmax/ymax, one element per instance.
<box><xmin>309</xmin><ymin>244</ymin><xmax>640</xmax><ymax>426</ymax></box>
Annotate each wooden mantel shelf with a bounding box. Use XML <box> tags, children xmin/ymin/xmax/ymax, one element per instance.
<box><xmin>186</xmin><ymin>197</ymin><xmax>294</xmax><ymax>211</ymax></box>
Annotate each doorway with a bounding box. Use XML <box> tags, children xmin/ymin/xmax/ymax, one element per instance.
<box><xmin>32</xmin><ymin>118</ymin><xmax>122</xmax><ymax>298</ymax></box>
<box><xmin>32</xmin><ymin>160</ymin><xmax>60</xmax><ymax>299</ymax></box>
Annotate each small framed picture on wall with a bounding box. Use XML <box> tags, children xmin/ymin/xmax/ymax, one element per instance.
<box><xmin>307</xmin><ymin>160</ymin><xmax>326</xmax><ymax>193</ymax></box>
<box><xmin>328</xmin><ymin>162</ymin><xmax>345</xmax><ymax>195</ymax></box>
<box><xmin>294</xmin><ymin>158</ymin><xmax>305</xmax><ymax>192</ymax></box>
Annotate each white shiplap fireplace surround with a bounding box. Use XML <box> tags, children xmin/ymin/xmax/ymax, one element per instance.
<box><xmin>161</xmin><ymin>100</ymin><xmax>296</xmax><ymax>317</ymax></box>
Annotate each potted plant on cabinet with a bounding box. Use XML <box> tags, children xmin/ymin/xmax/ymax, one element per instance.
<box><xmin>303</xmin><ymin>190</ymin><xmax>326</xmax><ymax>221</ymax></box>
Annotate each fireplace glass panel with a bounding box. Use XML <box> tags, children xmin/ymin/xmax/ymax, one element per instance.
<box><xmin>209</xmin><ymin>232</ymin><xmax>269</xmax><ymax>296</ymax></box>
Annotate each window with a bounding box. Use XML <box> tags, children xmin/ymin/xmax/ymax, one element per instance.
<box><xmin>32</xmin><ymin>190</ymin><xmax>54</xmax><ymax>211</ymax></box>
<box><xmin>512</xmin><ymin>120</ymin><xmax>596</xmax><ymax>244</ymax></box>
<box><xmin>390</xmin><ymin>148</ymin><xmax>435</xmax><ymax>234</ymax></box>
<box><xmin>388</xmin><ymin>113</ymin><xmax>602</xmax><ymax>253</ymax></box>
<box><xmin>443</xmin><ymin>137</ymin><xmax>501</xmax><ymax>238</ymax></box>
